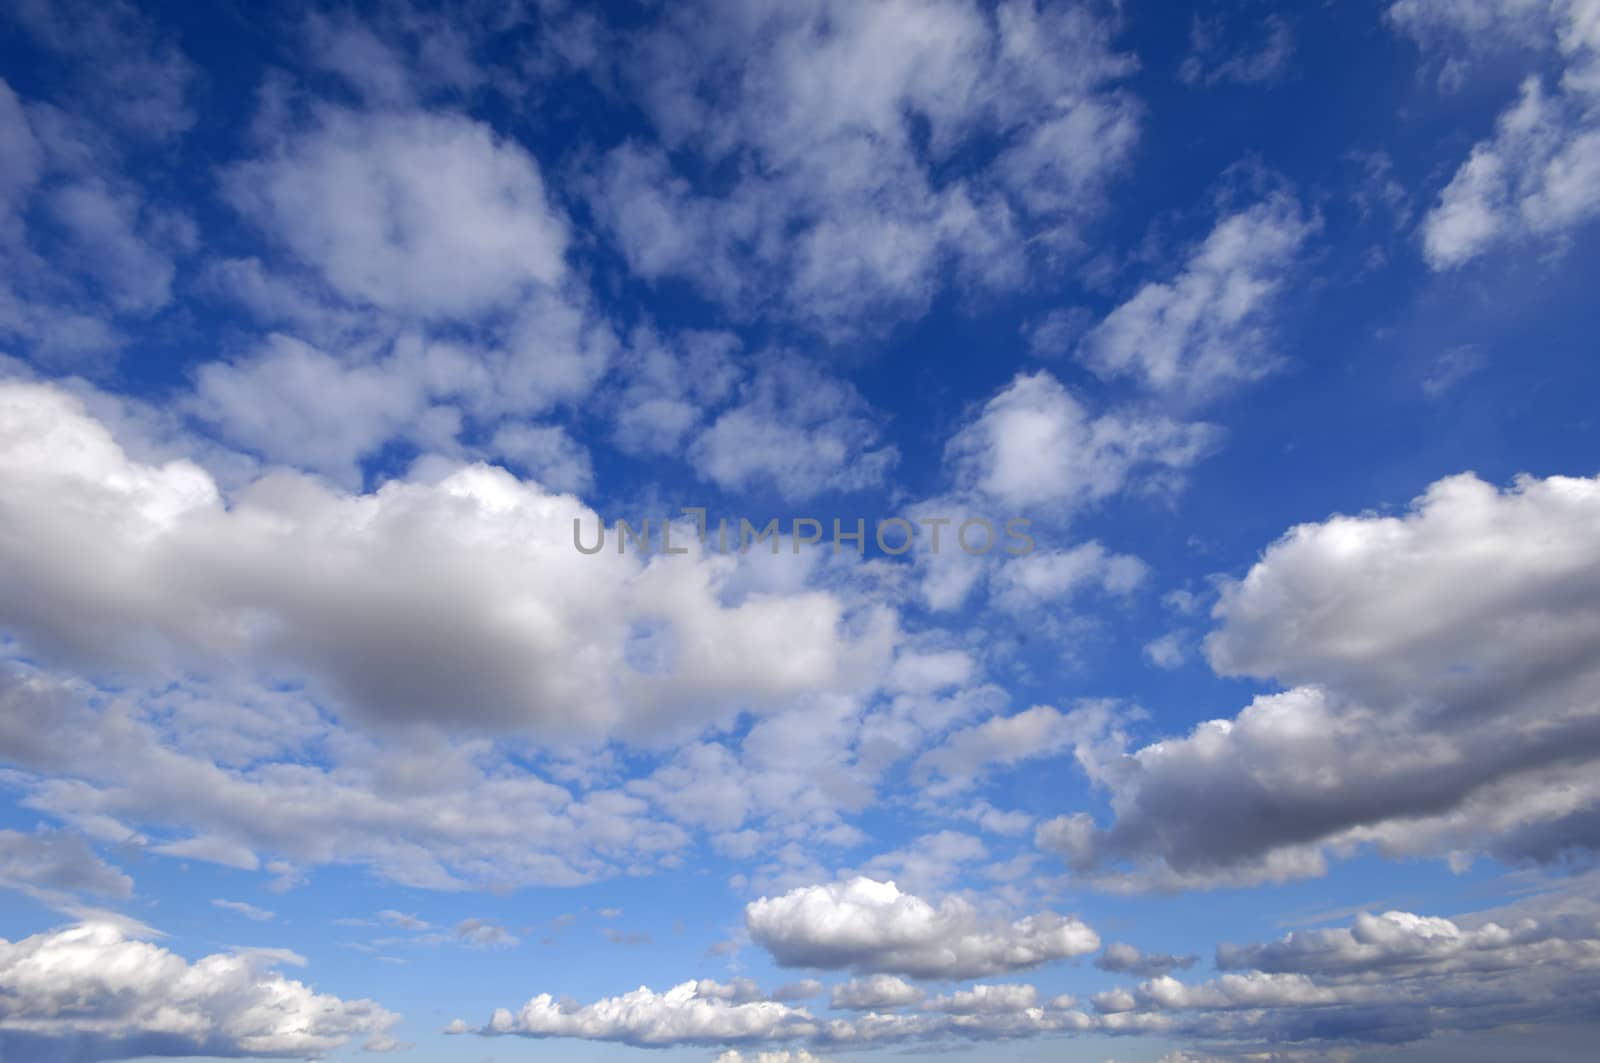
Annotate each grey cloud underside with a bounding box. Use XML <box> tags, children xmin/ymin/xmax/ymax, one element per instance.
<box><xmin>458</xmin><ymin>896</ymin><xmax>1600</xmax><ymax>1056</ymax></box>
<box><xmin>1037</xmin><ymin>471</ymin><xmax>1600</xmax><ymax>889</ymax></box>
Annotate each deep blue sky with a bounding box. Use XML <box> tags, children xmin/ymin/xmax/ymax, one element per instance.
<box><xmin>1</xmin><ymin>2</ymin><xmax>1598</xmax><ymax>1062</ymax></box>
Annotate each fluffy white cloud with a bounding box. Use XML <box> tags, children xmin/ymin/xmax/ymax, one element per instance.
<box><xmin>1399</xmin><ymin>0</ymin><xmax>1600</xmax><ymax>267</ymax></box>
<box><xmin>914</xmin><ymin>703</ymin><xmax>1110</xmax><ymax>798</ymax></box>
<box><xmin>1077</xmin><ymin>191</ymin><xmax>1317</xmax><ymax>399</ymax></box>
<box><xmin>745</xmin><ymin>877</ymin><xmax>1099</xmax><ymax>979</ymax></box>
<box><xmin>0</xmin><ymin>379</ymin><xmax>871</xmax><ymax>740</ymax></box>
<box><xmin>945</xmin><ymin>371</ymin><xmax>1220</xmax><ymax>512</ymax></box>
<box><xmin>0</xmin><ymin>922</ymin><xmax>400</xmax><ymax>1059</ymax></box>
<box><xmin>592</xmin><ymin>0</ymin><xmax>1139</xmax><ymax>331</ymax></box>
<box><xmin>689</xmin><ymin>358</ymin><xmax>899</xmax><ymax>501</ymax></box>
<box><xmin>989</xmin><ymin>542</ymin><xmax>1148</xmax><ymax>613</ymax></box>
<box><xmin>829</xmin><ymin>974</ymin><xmax>926</xmax><ymax>1010</ymax></box>
<box><xmin>929</xmin><ymin>983</ymin><xmax>1039</xmax><ymax>1014</ymax></box>
<box><xmin>225</xmin><ymin>106</ymin><xmax>567</xmax><ymax>317</ymax></box>
<box><xmin>1037</xmin><ymin>471</ymin><xmax>1600</xmax><ymax>888</ymax></box>
<box><xmin>1218</xmin><ymin>908</ymin><xmax>1600</xmax><ymax>977</ymax></box>
<box><xmin>714</xmin><ymin>1051</ymin><xmax>833</xmax><ymax>1063</ymax></box>
<box><xmin>454</xmin><ymin>980</ymin><xmax>817</xmax><ymax>1047</ymax></box>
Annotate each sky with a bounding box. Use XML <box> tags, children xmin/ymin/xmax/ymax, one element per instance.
<box><xmin>1</xmin><ymin>1</ymin><xmax>1599</xmax><ymax>1061</ymax></box>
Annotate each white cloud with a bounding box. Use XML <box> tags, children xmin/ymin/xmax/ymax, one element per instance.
<box><xmin>1087</xmin><ymin>897</ymin><xmax>1600</xmax><ymax>1052</ymax></box>
<box><xmin>714</xmin><ymin>1051</ymin><xmax>833</xmax><ymax>1063</ymax></box>
<box><xmin>1037</xmin><ymin>470</ymin><xmax>1600</xmax><ymax>889</ymax></box>
<box><xmin>0</xmin><ymin>379</ymin><xmax>870</xmax><ymax>741</ymax></box>
<box><xmin>454</xmin><ymin>980</ymin><xmax>816</xmax><ymax>1047</ymax></box>
<box><xmin>591</xmin><ymin>0</ymin><xmax>1139</xmax><ymax>332</ymax></box>
<box><xmin>829</xmin><ymin>974</ymin><xmax>926</xmax><ymax>1010</ymax></box>
<box><xmin>689</xmin><ymin>358</ymin><xmax>899</xmax><ymax>502</ymax></box>
<box><xmin>0</xmin><ymin>922</ymin><xmax>400</xmax><ymax>1059</ymax></box>
<box><xmin>211</xmin><ymin>899</ymin><xmax>274</xmax><ymax>922</ymax></box>
<box><xmin>745</xmin><ymin>876</ymin><xmax>1098</xmax><ymax>979</ymax></box>
<box><xmin>929</xmin><ymin>983</ymin><xmax>1039</xmax><ymax>1014</ymax></box>
<box><xmin>489</xmin><ymin>422</ymin><xmax>593</xmax><ymax>495</ymax></box>
<box><xmin>1077</xmin><ymin>191</ymin><xmax>1317</xmax><ymax>399</ymax></box>
<box><xmin>945</xmin><ymin>370</ymin><xmax>1220</xmax><ymax>512</ymax></box>
<box><xmin>1179</xmin><ymin>13</ymin><xmax>1295</xmax><ymax>86</ymax></box>
<box><xmin>915</xmin><ymin>704</ymin><xmax>1108</xmax><ymax>798</ymax></box>
<box><xmin>225</xmin><ymin>106</ymin><xmax>567</xmax><ymax>318</ymax></box>
<box><xmin>1400</xmin><ymin>1</ymin><xmax>1600</xmax><ymax>267</ymax></box>
<box><xmin>990</xmin><ymin>542</ymin><xmax>1148</xmax><ymax>613</ymax></box>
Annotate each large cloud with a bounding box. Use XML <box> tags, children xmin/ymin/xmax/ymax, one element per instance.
<box><xmin>0</xmin><ymin>379</ymin><xmax>874</xmax><ymax>741</ymax></box>
<box><xmin>744</xmin><ymin>877</ymin><xmax>1099</xmax><ymax>979</ymax></box>
<box><xmin>0</xmin><ymin>922</ymin><xmax>400</xmax><ymax>1060</ymax></box>
<box><xmin>1037</xmin><ymin>471</ymin><xmax>1600</xmax><ymax>888</ymax></box>
<box><xmin>1092</xmin><ymin>900</ymin><xmax>1600</xmax><ymax>1053</ymax></box>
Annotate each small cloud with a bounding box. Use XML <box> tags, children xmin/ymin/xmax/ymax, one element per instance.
<box><xmin>212</xmin><ymin>899</ymin><xmax>275</xmax><ymax>922</ymax></box>
<box><xmin>1423</xmin><ymin>345</ymin><xmax>1487</xmax><ymax>398</ymax></box>
<box><xmin>378</xmin><ymin>909</ymin><xmax>431</xmax><ymax>931</ymax></box>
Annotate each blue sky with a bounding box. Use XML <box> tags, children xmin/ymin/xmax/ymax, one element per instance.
<box><xmin>1</xmin><ymin>1</ymin><xmax>1599</xmax><ymax>1062</ymax></box>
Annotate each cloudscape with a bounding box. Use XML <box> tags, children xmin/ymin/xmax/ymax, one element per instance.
<box><xmin>2</xmin><ymin>1</ymin><xmax>1598</xmax><ymax>1062</ymax></box>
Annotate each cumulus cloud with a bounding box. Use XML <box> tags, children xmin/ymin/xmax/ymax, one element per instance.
<box><xmin>1077</xmin><ymin>191</ymin><xmax>1317</xmax><ymax>399</ymax></box>
<box><xmin>945</xmin><ymin>370</ymin><xmax>1220</xmax><ymax>512</ymax></box>
<box><xmin>1095</xmin><ymin>941</ymin><xmax>1198</xmax><ymax>978</ymax></box>
<box><xmin>0</xmin><ymin>922</ymin><xmax>400</xmax><ymax>1060</ymax></box>
<box><xmin>1088</xmin><ymin>899</ymin><xmax>1600</xmax><ymax>1053</ymax></box>
<box><xmin>744</xmin><ymin>877</ymin><xmax>1099</xmax><ymax>979</ymax></box>
<box><xmin>914</xmin><ymin>703</ymin><xmax>1111</xmax><ymax>798</ymax></box>
<box><xmin>224</xmin><ymin>106</ymin><xmax>567</xmax><ymax>318</ymax></box>
<box><xmin>929</xmin><ymin>983</ymin><xmax>1040</xmax><ymax>1014</ymax></box>
<box><xmin>1398</xmin><ymin>0</ymin><xmax>1600</xmax><ymax>267</ymax></box>
<box><xmin>0</xmin><ymin>379</ymin><xmax>872</xmax><ymax>741</ymax></box>
<box><xmin>689</xmin><ymin>358</ymin><xmax>899</xmax><ymax>501</ymax></box>
<box><xmin>989</xmin><ymin>542</ymin><xmax>1148</xmax><ymax>613</ymax></box>
<box><xmin>829</xmin><ymin>974</ymin><xmax>926</xmax><ymax>1010</ymax></box>
<box><xmin>591</xmin><ymin>0</ymin><xmax>1140</xmax><ymax>332</ymax></box>
<box><xmin>1037</xmin><ymin>471</ymin><xmax>1600</xmax><ymax>888</ymax></box>
<box><xmin>453</xmin><ymin>980</ymin><xmax>817</xmax><ymax>1047</ymax></box>
<box><xmin>714</xmin><ymin>1051</ymin><xmax>833</xmax><ymax>1063</ymax></box>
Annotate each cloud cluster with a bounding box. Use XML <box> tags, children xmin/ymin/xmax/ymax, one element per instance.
<box><xmin>592</xmin><ymin>0</ymin><xmax>1141</xmax><ymax>331</ymax></box>
<box><xmin>1395</xmin><ymin>0</ymin><xmax>1600</xmax><ymax>267</ymax></box>
<box><xmin>1077</xmin><ymin>191</ymin><xmax>1317</xmax><ymax>399</ymax></box>
<box><xmin>1037</xmin><ymin>471</ymin><xmax>1600</xmax><ymax>888</ymax></box>
<box><xmin>0</xmin><ymin>922</ymin><xmax>399</xmax><ymax>1060</ymax></box>
<box><xmin>945</xmin><ymin>370</ymin><xmax>1220</xmax><ymax>513</ymax></box>
<box><xmin>0</xmin><ymin>380</ymin><xmax>871</xmax><ymax>741</ymax></box>
<box><xmin>744</xmin><ymin>877</ymin><xmax>1099</xmax><ymax>979</ymax></box>
<box><xmin>453</xmin><ymin>980</ymin><xmax>817</xmax><ymax>1047</ymax></box>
